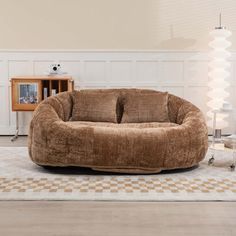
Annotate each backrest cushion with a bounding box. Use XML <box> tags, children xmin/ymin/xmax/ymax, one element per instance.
<box><xmin>77</xmin><ymin>89</ymin><xmax>123</xmax><ymax>123</ymax></box>
<box><xmin>71</xmin><ymin>90</ymin><xmax>119</xmax><ymax>123</ymax></box>
<box><xmin>121</xmin><ymin>92</ymin><xmax>169</xmax><ymax>123</ymax></box>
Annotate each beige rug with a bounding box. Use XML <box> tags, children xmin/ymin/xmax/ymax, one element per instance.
<box><xmin>0</xmin><ymin>147</ymin><xmax>236</xmax><ymax>201</ymax></box>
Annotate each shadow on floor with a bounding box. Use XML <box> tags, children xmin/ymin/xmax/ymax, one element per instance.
<box><xmin>38</xmin><ymin>164</ymin><xmax>199</xmax><ymax>176</ymax></box>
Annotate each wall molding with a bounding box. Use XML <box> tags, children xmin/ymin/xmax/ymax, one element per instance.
<box><xmin>0</xmin><ymin>49</ymin><xmax>211</xmax><ymax>52</ymax></box>
<box><xmin>0</xmin><ymin>50</ymin><xmax>235</xmax><ymax>135</ymax></box>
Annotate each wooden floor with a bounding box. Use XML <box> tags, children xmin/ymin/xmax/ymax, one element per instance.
<box><xmin>1</xmin><ymin>136</ymin><xmax>236</xmax><ymax>236</ymax></box>
<box><xmin>0</xmin><ymin>201</ymin><xmax>236</xmax><ymax>236</ymax></box>
<box><xmin>0</xmin><ymin>135</ymin><xmax>28</xmax><ymax>147</ymax></box>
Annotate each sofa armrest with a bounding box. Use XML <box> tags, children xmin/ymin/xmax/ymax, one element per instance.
<box><xmin>176</xmin><ymin>100</ymin><xmax>208</xmax><ymax>154</ymax></box>
<box><xmin>42</xmin><ymin>92</ymin><xmax>73</xmax><ymax>121</ymax></box>
<box><xmin>163</xmin><ymin>101</ymin><xmax>208</xmax><ymax>167</ymax></box>
<box><xmin>176</xmin><ymin>100</ymin><xmax>205</xmax><ymax>126</ymax></box>
<box><xmin>28</xmin><ymin>103</ymin><xmax>60</xmax><ymax>157</ymax></box>
<box><xmin>28</xmin><ymin>92</ymin><xmax>73</xmax><ymax>159</ymax></box>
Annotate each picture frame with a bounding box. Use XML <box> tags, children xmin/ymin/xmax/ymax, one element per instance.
<box><xmin>12</xmin><ymin>79</ymin><xmax>42</xmax><ymax>111</ymax></box>
<box><xmin>18</xmin><ymin>83</ymin><xmax>38</xmax><ymax>104</ymax></box>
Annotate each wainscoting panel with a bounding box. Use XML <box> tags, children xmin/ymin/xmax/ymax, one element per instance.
<box><xmin>34</xmin><ymin>61</ymin><xmax>54</xmax><ymax>75</ymax></box>
<box><xmin>110</xmin><ymin>61</ymin><xmax>133</xmax><ymax>83</ymax></box>
<box><xmin>160</xmin><ymin>61</ymin><xmax>184</xmax><ymax>84</ymax></box>
<box><xmin>0</xmin><ymin>50</ymin><xmax>236</xmax><ymax>135</ymax></box>
<box><xmin>84</xmin><ymin>61</ymin><xmax>106</xmax><ymax>83</ymax></box>
<box><xmin>161</xmin><ymin>86</ymin><xmax>184</xmax><ymax>98</ymax></box>
<box><xmin>186</xmin><ymin>61</ymin><xmax>209</xmax><ymax>85</ymax></box>
<box><xmin>135</xmin><ymin>61</ymin><xmax>159</xmax><ymax>83</ymax></box>
<box><xmin>8</xmin><ymin>60</ymin><xmax>33</xmax><ymax>78</ymax></box>
<box><xmin>0</xmin><ymin>84</ymin><xmax>8</xmax><ymax>127</ymax></box>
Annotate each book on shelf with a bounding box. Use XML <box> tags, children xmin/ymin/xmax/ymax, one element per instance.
<box><xmin>43</xmin><ymin>87</ymin><xmax>48</xmax><ymax>100</ymax></box>
<box><xmin>51</xmin><ymin>89</ymin><xmax>57</xmax><ymax>96</ymax></box>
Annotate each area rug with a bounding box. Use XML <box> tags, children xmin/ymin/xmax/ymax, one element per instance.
<box><xmin>0</xmin><ymin>147</ymin><xmax>235</xmax><ymax>201</ymax></box>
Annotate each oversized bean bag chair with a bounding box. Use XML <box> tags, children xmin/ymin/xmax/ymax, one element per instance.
<box><xmin>28</xmin><ymin>89</ymin><xmax>208</xmax><ymax>173</ymax></box>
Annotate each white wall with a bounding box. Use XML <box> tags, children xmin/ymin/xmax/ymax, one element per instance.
<box><xmin>0</xmin><ymin>50</ymin><xmax>235</xmax><ymax>135</ymax></box>
<box><xmin>0</xmin><ymin>0</ymin><xmax>235</xmax><ymax>50</ymax></box>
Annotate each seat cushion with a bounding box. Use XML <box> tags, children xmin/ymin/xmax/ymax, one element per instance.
<box><xmin>66</xmin><ymin>121</ymin><xmax>179</xmax><ymax>129</ymax></box>
<box><xmin>121</xmin><ymin>92</ymin><xmax>169</xmax><ymax>123</ymax></box>
<box><xmin>71</xmin><ymin>91</ymin><xmax>119</xmax><ymax>123</ymax></box>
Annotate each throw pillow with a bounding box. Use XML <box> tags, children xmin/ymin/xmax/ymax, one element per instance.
<box><xmin>71</xmin><ymin>91</ymin><xmax>119</xmax><ymax>123</ymax></box>
<box><xmin>121</xmin><ymin>92</ymin><xmax>169</xmax><ymax>123</ymax></box>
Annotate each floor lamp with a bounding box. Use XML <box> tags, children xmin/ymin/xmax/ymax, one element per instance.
<box><xmin>207</xmin><ymin>14</ymin><xmax>232</xmax><ymax>138</ymax></box>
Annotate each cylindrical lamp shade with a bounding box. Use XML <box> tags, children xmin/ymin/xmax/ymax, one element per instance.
<box><xmin>207</xmin><ymin>28</ymin><xmax>232</xmax><ymax>129</ymax></box>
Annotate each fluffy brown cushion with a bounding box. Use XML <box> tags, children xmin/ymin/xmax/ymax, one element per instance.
<box><xmin>121</xmin><ymin>92</ymin><xmax>169</xmax><ymax>123</ymax></box>
<box><xmin>71</xmin><ymin>91</ymin><xmax>118</xmax><ymax>123</ymax></box>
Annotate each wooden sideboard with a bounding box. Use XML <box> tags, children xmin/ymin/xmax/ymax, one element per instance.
<box><xmin>11</xmin><ymin>75</ymin><xmax>74</xmax><ymax>111</ymax></box>
<box><xmin>10</xmin><ymin>75</ymin><xmax>74</xmax><ymax>141</ymax></box>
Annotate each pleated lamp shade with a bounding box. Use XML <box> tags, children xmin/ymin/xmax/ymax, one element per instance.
<box><xmin>207</xmin><ymin>15</ymin><xmax>232</xmax><ymax>130</ymax></box>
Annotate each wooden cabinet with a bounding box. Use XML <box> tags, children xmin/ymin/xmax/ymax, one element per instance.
<box><xmin>11</xmin><ymin>76</ymin><xmax>74</xmax><ymax>111</ymax></box>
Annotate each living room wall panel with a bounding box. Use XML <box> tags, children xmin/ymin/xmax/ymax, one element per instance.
<box><xmin>59</xmin><ymin>61</ymin><xmax>81</xmax><ymax>82</ymax></box>
<box><xmin>186</xmin><ymin>61</ymin><xmax>208</xmax><ymax>85</ymax></box>
<box><xmin>110</xmin><ymin>61</ymin><xmax>132</xmax><ymax>84</ymax></box>
<box><xmin>34</xmin><ymin>61</ymin><xmax>54</xmax><ymax>75</ymax></box>
<box><xmin>185</xmin><ymin>86</ymin><xmax>208</xmax><ymax>114</ymax></box>
<box><xmin>84</xmin><ymin>61</ymin><xmax>106</xmax><ymax>84</ymax></box>
<box><xmin>136</xmin><ymin>61</ymin><xmax>159</xmax><ymax>83</ymax></box>
<box><xmin>160</xmin><ymin>61</ymin><xmax>184</xmax><ymax>84</ymax></box>
<box><xmin>160</xmin><ymin>86</ymin><xmax>184</xmax><ymax>98</ymax></box>
<box><xmin>8</xmin><ymin>61</ymin><xmax>33</xmax><ymax>78</ymax></box>
<box><xmin>0</xmin><ymin>50</ymin><xmax>236</xmax><ymax>135</ymax></box>
<box><xmin>0</xmin><ymin>85</ymin><xmax>8</xmax><ymax>127</ymax></box>
<box><xmin>0</xmin><ymin>61</ymin><xmax>4</xmax><ymax>79</ymax></box>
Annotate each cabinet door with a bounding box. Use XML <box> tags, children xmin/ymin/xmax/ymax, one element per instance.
<box><xmin>11</xmin><ymin>79</ymin><xmax>42</xmax><ymax>111</ymax></box>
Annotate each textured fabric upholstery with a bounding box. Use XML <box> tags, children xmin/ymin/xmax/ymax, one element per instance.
<box><xmin>121</xmin><ymin>92</ymin><xmax>169</xmax><ymax>123</ymax></box>
<box><xmin>28</xmin><ymin>89</ymin><xmax>208</xmax><ymax>173</ymax></box>
<box><xmin>66</xmin><ymin>121</ymin><xmax>179</xmax><ymax>129</ymax></box>
<box><xmin>71</xmin><ymin>90</ymin><xmax>119</xmax><ymax>123</ymax></box>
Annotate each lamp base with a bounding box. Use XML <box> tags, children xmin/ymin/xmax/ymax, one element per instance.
<box><xmin>214</xmin><ymin>129</ymin><xmax>222</xmax><ymax>139</ymax></box>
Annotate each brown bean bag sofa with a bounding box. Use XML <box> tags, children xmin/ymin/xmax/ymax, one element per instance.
<box><xmin>28</xmin><ymin>89</ymin><xmax>208</xmax><ymax>173</ymax></box>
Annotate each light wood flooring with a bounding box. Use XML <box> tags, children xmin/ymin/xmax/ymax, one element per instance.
<box><xmin>0</xmin><ymin>136</ymin><xmax>236</xmax><ymax>236</ymax></box>
<box><xmin>0</xmin><ymin>135</ymin><xmax>27</xmax><ymax>147</ymax></box>
<box><xmin>0</xmin><ymin>201</ymin><xmax>236</xmax><ymax>236</ymax></box>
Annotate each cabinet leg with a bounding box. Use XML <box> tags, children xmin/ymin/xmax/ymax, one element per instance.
<box><xmin>11</xmin><ymin>112</ymin><xmax>19</xmax><ymax>142</ymax></box>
